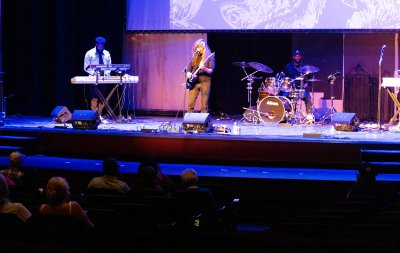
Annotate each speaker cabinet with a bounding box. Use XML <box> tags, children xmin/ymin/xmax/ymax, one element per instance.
<box><xmin>331</xmin><ymin>112</ymin><xmax>360</xmax><ymax>131</ymax></box>
<box><xmin>71</xmin><ymin>110</ymin><xmax>100</xmax><ymax>130</ymax></box>
<box><xmin>182</xmin><ymin>113</ymin><xmax>212</xmax><ymax>133</ymax></box>
<box><xmin>51</xmin><ymin>106</ymin><xmax>72</xmax><ymax>123</ymax></box>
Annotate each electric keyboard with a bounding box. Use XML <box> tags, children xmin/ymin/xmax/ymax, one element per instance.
<box><xmin>90</xmin><ymin>64</ymin><xmax>131</xmax><ymax>71</ymax></box>
<box><xmin>382</xmin><ymin>77</ymin><xmax>400</xmax><ymax>87</ymax></box>
<box><xmin>71</xmin><ymin>75</ymin><xmax>139</xmax><ymax>84</ymax></box>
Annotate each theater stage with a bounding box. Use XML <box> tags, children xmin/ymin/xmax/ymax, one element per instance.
<box><xmin>1</xmin><ymin>114</ymin><xmax>400</xmax><ymax>172</ymax></box>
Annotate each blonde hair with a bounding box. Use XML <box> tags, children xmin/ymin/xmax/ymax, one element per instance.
<box><xmin>181</xmin><ymin>168</ymin><xmax>198</xmax><ymax>188</ymax></box>
<box><xmin>45</xmin><ymin>176</ymin><xmax>70</xmax><ymax>205</ymax></box>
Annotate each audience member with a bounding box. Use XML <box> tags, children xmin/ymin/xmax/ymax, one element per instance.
<box><xmin>1</xmin><ymin>151</ymin><xmax>25</xmax><ymax>185</ymax></box>
<box><xmin>39</xmin><ymin>176</ymin><xmax>94</xmax><ymax>228</ymax></box>
<box><xmin>138</xmin><ymin>158</ymin><xmax>176</xmax><ymax>194</ymax></box>
<box><xmin>0</xmin><ymin>174</ymin><xmax>32</xmax><ymax>222</ymax></box>
<box><xmin>346</xmin><ymin>166</ymin><xmax>399</xmax><ymax>204</ymax></box>
<box><xmin>174</xmin><ymin>168</ymin><xmax>218</xmax><ymax>212</ymax></box>
<box><xmin>87</xmin><ymin>157</ymin><xmax>130</xmax><ymax>194</ymax></box>
<box><xmin>132</xmin><ymin>165</ymin><xmax>162</xmax><ymax>191</ymax></box>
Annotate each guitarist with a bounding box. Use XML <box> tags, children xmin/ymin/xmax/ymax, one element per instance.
<box><xmin>186</xmin><ymin>39</ymin><xmax>215</xmax><ymax>113</ymax></box>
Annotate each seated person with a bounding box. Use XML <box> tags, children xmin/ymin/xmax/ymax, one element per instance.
<box><xmin>1</xmin><ymin>151</ymin><xmax>26</xmax><ymax>185</ymax></box>
<box><xmin>0</xmin><ymin>174</ymin><xmax>32</xmax><ymax>222</ymax></box>
<box><xmin>138</xmin><ymin>157</ymin><xmax>176</xmax><ymax>194</ymax></box>
<box><xmin>129</xmin><ymin>165</ymin><xmax>166</xmax><ymax>198</ymax></box>
<box><xmin>173</xmin><ymin>168</ymin><xmax>218</xmax><ymax>214</ymax></box>
<box><xmin>87</xmin><ymin>157</ymin><xmax>130</xmax><ymax>194</ymax></box>
<box><xmin>39</xmin><ymin>176</ymin><xmax>94</xmax><ymax>228</ymax></box>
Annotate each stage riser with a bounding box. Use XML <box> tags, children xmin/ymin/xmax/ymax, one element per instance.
<box><xmin>38</xmin><ymin>131</ymin><xmax>392</xmax><ymax>168</ymax></box>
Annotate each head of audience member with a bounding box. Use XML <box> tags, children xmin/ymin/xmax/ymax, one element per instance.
<box><xmin>181</xmin><ymin>168</ymin><xmax>199</xmax><ymax>189</ymax></box>
<box><xmin>0</xmin><ymin>174</ymin><xmax>10</xmax><ymax>206</ymax></box>
<box><xmin>357</xmin><ymin>166</ymin><xmax>377</xmax><ymax>184</ymax></box>
<box><xmin>44</xmin><ymin>176</ymin><xmax>71</xmax><ymax>205</ymax></box>
<box><xmin>103</xmin><ymin>157</ymin><xmax>120</xmax><ymax>177</ymax></box>
<box><xmin>9</xmin><ymin>151</ymin><xmax>25</xmax><ymax>170</ymax></box>
<box><xmin>139</xmin><ymin>157</ymin><xmax>162</xmax><ymax>177</ymax></box>
<box><xmin>136</xmin><ymin>165</ymin><xmax>158</xmax><ymax>189</ymax></box>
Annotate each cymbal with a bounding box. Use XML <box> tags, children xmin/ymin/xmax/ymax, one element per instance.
<box><xmin>307</xmin><ymin>78</ymin><xmax>321</xmax><ymax>82</ymax></box>
<box><xmin>297</xmin><ymin>65</ymin><xmax>319</xmax><ymax>74</ymax></box>
<box><xmin>233</xmin><ymin>61</ymin><xmax>250</xmax><ymax>68</ymax></box>
<box><xmin>248</xmin><ymin>62</ymin><xmax>273</xmax><ymax>73</ymax></box>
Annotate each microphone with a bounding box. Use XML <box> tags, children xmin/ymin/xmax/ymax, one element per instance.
<box><xmin>326</xmin><ymin>71</ymin><xmax>340</xmax><ymax>82</ymax></box>
<box><xmin>193</xmin><ymin>50</ymin><xmax>200</xmax><ymax>56</ymax></box>
<box><xmin>379</xmin><ymin>45</ymin><xmax>386</xmax><ymax>65</ymax></box>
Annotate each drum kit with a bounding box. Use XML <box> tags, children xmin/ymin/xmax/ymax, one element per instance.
<box><xmin>233</xmin><ymin>61</ymin><xmax>320</xmax><ymax>124</ymax></box>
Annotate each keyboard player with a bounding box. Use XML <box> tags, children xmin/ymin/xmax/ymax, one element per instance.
<box><xmin>83</xmin><ymin>36</ymin><xmax>112</xmax><ymax>113</ymax></box>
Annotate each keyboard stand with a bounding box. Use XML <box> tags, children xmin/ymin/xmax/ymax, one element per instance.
<box><xmin>382</xmin><ymin>78</ymin><xmax>400</xmax><ymax>128</ymax></box>
<box><xmin>94</xmin><ymin>72</ymin><xmax>119</xmax><ymax>121</ymax></box>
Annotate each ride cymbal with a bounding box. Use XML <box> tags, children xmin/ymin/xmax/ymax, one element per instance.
<box><xmin>248</xmin><ymin>62</ymin><xmax>273</xmax><ymax>73</ymax></box>
<box><xmin>297</xmin><ymin>65</ymin><xmax>319</xmax><ymax>74</ymax></box>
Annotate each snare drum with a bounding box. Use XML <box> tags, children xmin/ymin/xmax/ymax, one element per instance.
<box><xmin>288</xmin><ymin>89</ymin><xmax>305</xmax><ymax>99</ymax></box>
<box><xmin>280</xmin><ymin>77</ymin><xmax>294</xmax><ymax>92</ymax></box>
<box><xmin>257</xmin><ymin>96</ymin><xmax>294</xmax><ymax>123</ymax></box>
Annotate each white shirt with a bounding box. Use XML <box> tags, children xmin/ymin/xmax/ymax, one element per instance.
<box><xmin>84</xmin><ymin>47</ymin><xmax>112</xmax><ymax>76</ymax></box>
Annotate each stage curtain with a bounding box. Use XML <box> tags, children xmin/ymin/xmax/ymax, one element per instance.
<box><xmin>344</xmin><ymin>64</ymin><xmax>393</xmax><ymax>122</ymax></box>
<box><xmin>123</xmin><ymin>33</ymin><xmax>206</xmax><ymax>111</ymax></box>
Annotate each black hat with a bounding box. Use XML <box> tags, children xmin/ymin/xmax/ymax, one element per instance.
<box><xmin>292</xmin><ymin>49</ymin><xmax>302</xmax><ymax>56</ymax></box>
<box><xmin>95</xmin><ymin>37</ymin><xmax>106</xmax><ymax>44</ymax></box>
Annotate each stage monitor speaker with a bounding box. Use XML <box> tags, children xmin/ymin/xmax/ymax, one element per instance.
<box><xmin>51</xmin><ymin>106</ymin><xmax>72</xmax><ymax>123</ymax></box>
<box><xmin>331</xmin><ymin>112</ymin><xmax>360</xmax><ymax>131</ymax></box>
<box><xmin>71</xmin><ymin>110</ymin><xmax>100</xmax><ymax>130</ymax></box>
<box><xmin>182</xmin><ymin>113</ymin><xmax>212</xmax><ymax>133</ymax></box>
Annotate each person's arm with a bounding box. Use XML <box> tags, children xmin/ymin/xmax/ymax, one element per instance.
<box><xmin>104</xmin><ymin>50</ymin><xmax>112</xmax><ymax>76</ymax></box>
<box><xmin>15</xmin><ymin>203</ymin><xmax>32</xmax><ymax>222</ymax></box>
<box><xmin>84</xmin><ymin>50</ymin><xmax>95</xmax><ymax>76</ymax></box>
<box><xmin>71</xmin><ymin>201</ymin><xmax>95</xmax><ymax>228</ymax></box>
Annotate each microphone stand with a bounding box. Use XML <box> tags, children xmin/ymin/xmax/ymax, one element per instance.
<box><xmin>377</xmin><ymin>46</ymin><xmax>386</xmax><ymax>130</ymax></box>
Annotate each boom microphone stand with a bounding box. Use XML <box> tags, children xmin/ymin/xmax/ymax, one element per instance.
<box><xmin>377</xmin><ymin>45</ymin><xmax>386</xmax><ymax>130</ymax></box>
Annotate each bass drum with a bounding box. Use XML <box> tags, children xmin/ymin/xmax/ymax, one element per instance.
<box><xmin>257</xmin><ymin>96</ymin><xmax>294</xmax><ymax>123</ymax></box>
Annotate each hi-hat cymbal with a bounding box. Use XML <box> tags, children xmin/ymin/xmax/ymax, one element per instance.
<box><xmin>297</xmin><ymin>65</ymin><xmax>319</xmax><ymax>74</ymax></box>
<box><xmin>233</xmin><ymin>61</ymin><xmax>250</xmax><ymax>68</ymax></box>
<box><xmin>248</xmin><ymin>62</ymin><xmax>273</xmax><ymax>73</ymax></box>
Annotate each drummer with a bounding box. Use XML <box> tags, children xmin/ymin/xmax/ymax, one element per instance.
<box><xmin>281</xmin><ymin>49</ymin><xmax>313</xmax><ymax>116</ymax></box>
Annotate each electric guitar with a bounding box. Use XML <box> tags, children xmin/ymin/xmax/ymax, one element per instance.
<box><xmin>186</xmin><ymin>52</ymin><xmax>215</xmax><ymax>90</ymax></box>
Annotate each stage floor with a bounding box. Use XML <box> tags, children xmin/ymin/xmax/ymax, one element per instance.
<box><xmin>2</xmin><ymin>114</ymin><xmax>400</xmax><ymax>169</ymax></box>
<box><xmin>2</xmin><ymin>114</ymin><xmax>400</xmax><ymax>143</ymax></box>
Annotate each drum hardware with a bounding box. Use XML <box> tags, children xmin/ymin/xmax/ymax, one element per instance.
<box><xmin>234</xmin><ymin>61</ymin><xmax>272</xmax><ymax>123</ymax></box>
<box><xmin>321</xmin><ymin>72</ymin><xmax>340</xmax><ymax>123</ymax></box>
<box><xmin>307</xmin><ymin>78</ymin><xmax>321</xmax><ymax>121</ymax></box>
<box><xmin>240</xmin><ymin>106</ymin><xmax>260</xmax><ymax>124</ymax></box>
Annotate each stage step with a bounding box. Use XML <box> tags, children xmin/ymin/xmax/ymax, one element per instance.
<box><xmin>0</xmin><ymin>135</ymin><xmax>41</xmax><ymax>156</ymax></box>
<box><xmin>360</xmin><ymin>149</ymin><xmax>400</xmax><ymax>174</ymax></box>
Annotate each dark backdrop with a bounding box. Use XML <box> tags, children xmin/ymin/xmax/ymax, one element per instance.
<box><xmin>2</xmin><ymin>0</ymin><xmax>125</xmax><ymax>116</ymax></box>
<box><xmin>208</xmin><ymin>33</ymin><xmax>292</xmax><ymax>115</ymax></box>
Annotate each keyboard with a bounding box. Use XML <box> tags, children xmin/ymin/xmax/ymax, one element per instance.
<box><xmin>382</xmin><ymin>77</ymin><xmax>400</xmax><ymax>87</ymax></box>
<box><xmin>71</xmin><ymin>75</ymin><xmax>139</xmax><ymax>84</ymax></box>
